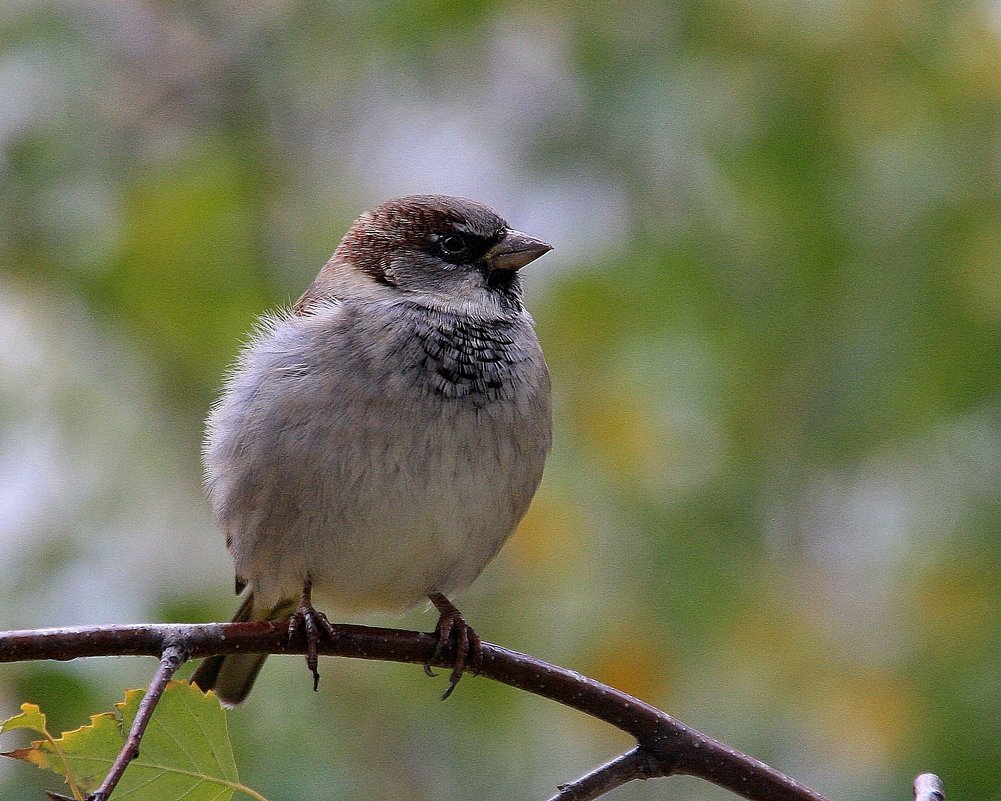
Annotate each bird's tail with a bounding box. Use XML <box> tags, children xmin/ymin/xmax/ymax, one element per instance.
<box><xmin>190</xmin><ymin>593</ymin><xmax>293</xmax><ymax>706</ymax></box>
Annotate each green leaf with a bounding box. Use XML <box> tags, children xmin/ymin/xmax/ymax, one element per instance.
<box><xmin>3</xmin><ymin>701</ymin><xmax>86</xmax><ymax>799</ymax></box>
<box><xmin>2</xmin><ymin>681</ymin><xmax>267</xmax><ymax>801</ymax></box>
<box><xmin>1</xmin><ymin>702</ymin><xmax>49</xmax><ymax>736</ymax></box>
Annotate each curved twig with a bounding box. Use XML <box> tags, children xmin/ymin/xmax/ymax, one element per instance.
<box><xmin>0</xmin><ymin>621</ymin><xmax>903</xmax><ymax>801</ymax></box>
<box><xmin>548</xmin><ymin>746</ymin><xmax>658</xmax><ymax>801</ymax></box>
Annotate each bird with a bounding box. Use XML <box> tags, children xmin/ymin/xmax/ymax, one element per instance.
<box><xmin>190</xmin><ymin>195</ymin><xmax>553</xmax><ymax>705</ymax></box>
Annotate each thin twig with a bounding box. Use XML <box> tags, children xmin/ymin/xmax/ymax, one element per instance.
<box><xmin>1</xmin><ymin>621</ymin><xmax>827</xmax><ymax>801</ymax></box>
<box><xmin>548</xmin><ymin>746</ymin><xmax>659</xmax><ymax>801</ymax></box>
<box><xmin>87</xmin><ymin>643</ymin><xmax>189</xmax><ymax>801</ymax></box>
<box><xmin>914</xmin><ymin>774</ymin><xmax>944</xmax><ymax>801</ymax></box>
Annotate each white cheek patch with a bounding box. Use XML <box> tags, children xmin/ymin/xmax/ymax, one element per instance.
<box><xmin>407</xmin><ymin>287</ymin><xmax>510</xmax><ymax>319</ymax></box>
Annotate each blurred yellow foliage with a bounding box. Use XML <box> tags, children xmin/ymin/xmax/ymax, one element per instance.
<box><xmin>509</xmin><ymin>489</ymin><xmax>584</xmax><ymax>574</ymax></box>
<box><xmin>588</xmin><ymin>615</ymin><xmax>674</xmax><ymax>704</ymax></box>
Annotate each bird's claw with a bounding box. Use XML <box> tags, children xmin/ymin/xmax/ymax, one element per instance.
<box><xmin>288</xmin><ymin>585</ymin><xmax>337</xmax><ymax>691</ymax></box>
<box><xmin>427</xmin><ymin>593</ymin><xmax>483</xmax><ymax>700</ymax></box>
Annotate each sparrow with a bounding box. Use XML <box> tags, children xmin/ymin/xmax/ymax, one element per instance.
<box><xmin>190</xmin><ymin>195</ymin><xmax>553</xmax><ymax>705</ymax></box>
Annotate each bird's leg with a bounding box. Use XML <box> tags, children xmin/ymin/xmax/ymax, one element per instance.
<box><xmin>287</xmin><ymin>579</ymin><xmax>338</xmax><ymax>691</ymax></box>
<box><xmin>426</xmin><ymin>592</ymin><xmax>483</xmax><ymax>700</ymax></box>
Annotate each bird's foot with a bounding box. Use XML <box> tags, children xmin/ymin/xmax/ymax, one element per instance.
<box><xmin>425</xmin><ymin>593</ymin><xmax>483</xmax><ymax>700</ymax></box>
<box><xmin>287</xmin><ymin>581</ymin><xmax>338</xmax><ymax>691</ymax></box>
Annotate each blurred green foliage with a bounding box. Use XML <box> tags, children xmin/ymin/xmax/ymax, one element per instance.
<box><xmin>1</xmin><ymin>1</ymin><xmax>999</xmax><ymax>800</ymax></box>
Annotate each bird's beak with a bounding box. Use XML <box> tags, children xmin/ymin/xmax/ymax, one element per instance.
<box><xmin>484</xmin><ymin>229</ymin><xmax>553</xmax><ymax>271</ymax></box>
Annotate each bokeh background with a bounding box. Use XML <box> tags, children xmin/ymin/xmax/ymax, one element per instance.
<box><xmin>2</xmin><ymin>1</ymin><xmax>1000</xmax><ymax>800</ymax></box>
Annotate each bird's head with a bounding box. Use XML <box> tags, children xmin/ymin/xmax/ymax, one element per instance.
<box><xmin>299</xmin><ymin>195</ymin><xmax>552</xmax><ymax>317</ymax></box>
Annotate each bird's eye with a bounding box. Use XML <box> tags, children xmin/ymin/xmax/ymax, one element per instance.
<box><xmin>439</xmin><ymin>234</ymin><xmax>467</xmax><ymax>255</ymax></box>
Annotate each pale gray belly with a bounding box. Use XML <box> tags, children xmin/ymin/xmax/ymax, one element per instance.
<box><xmin>207</xmin><ymin>307</ymin><xmax>551</xmax><ymax>612</ymax></box>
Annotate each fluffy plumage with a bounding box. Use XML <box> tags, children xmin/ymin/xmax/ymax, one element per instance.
<box><xmin>191</xmin><ymin>196</ymin><xmax>552</xmax><ymax>704</ymax></box>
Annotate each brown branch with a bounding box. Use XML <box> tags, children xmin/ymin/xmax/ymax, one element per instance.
<box><xmin>88</xmin><ymin>644</ymin><xmax>188</xmax><ymax>801</ymax></box>
<box><xmin>0</xmin><ymin>621</ymin><xmax>909</xmax><ymax>801</ymax></box>
<box><xmin>548</xmin><ymin>746</ymin><xmax>658</xmax><ymax>801</ymax></box>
